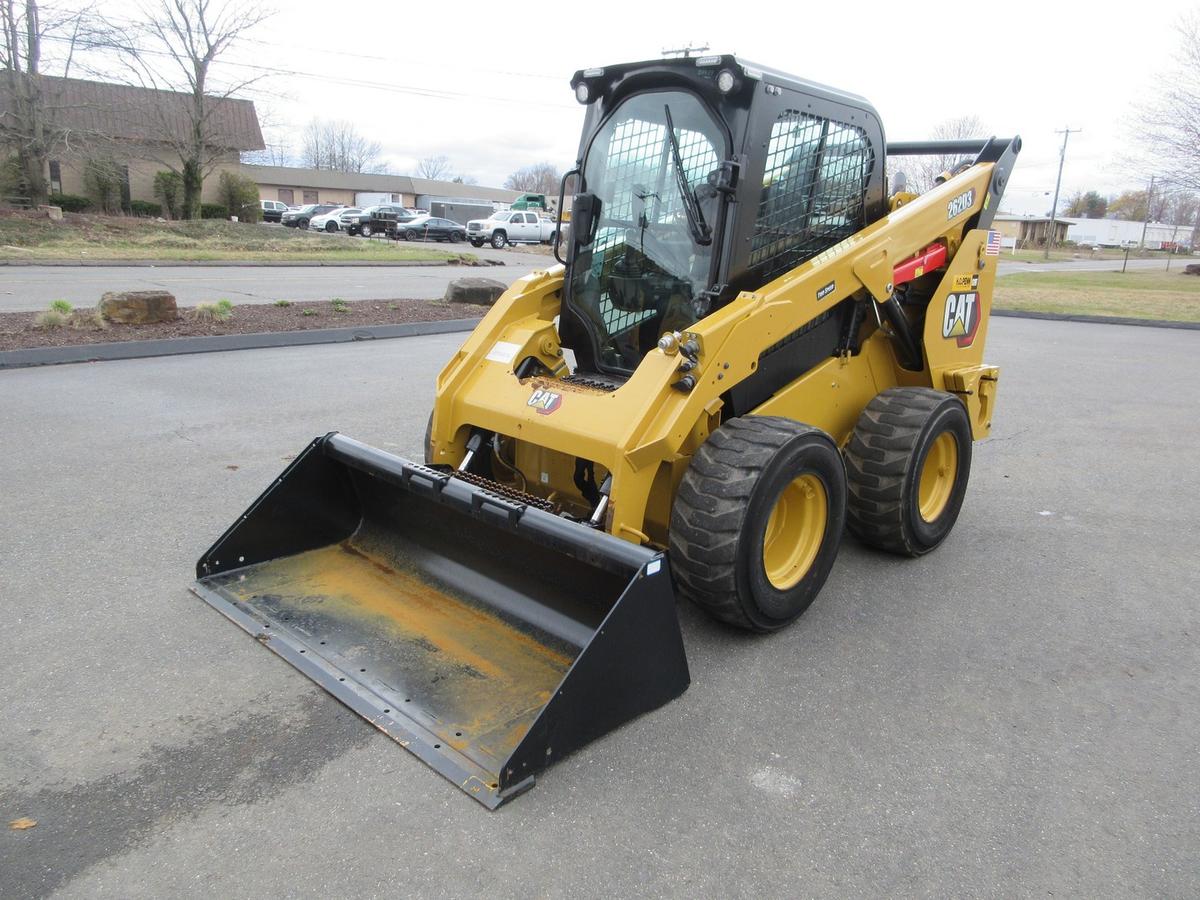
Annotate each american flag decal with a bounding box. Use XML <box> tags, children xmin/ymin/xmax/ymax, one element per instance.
<box><xmin>985</xmin><ymin>230</ymin><xmax>1002</xmax><ymax>256</ymax></box>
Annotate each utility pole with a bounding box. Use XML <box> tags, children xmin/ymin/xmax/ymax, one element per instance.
<box><xmin>1044</xmin><ymin>126</ymin><xmax>1081</xmax><ymax>259</ymax></box>
<box><xmin>1138</xmin><ymin>174</ymin><xmax>1156</xmax><ymax>250</ymax></box>
<box><xmin>662</xmin><ymin>44</ymin><xmax>710</xmax><ymax>58</ymax></box>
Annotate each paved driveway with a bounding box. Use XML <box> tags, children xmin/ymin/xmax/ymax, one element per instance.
<box><xmin>0</xmin><ymin>253</ymin><xmax>546</xmax><ymax>313</ymax></box>
<box><xmin>1</xmin><ymin>317</ymin><xmax>1197</xmax><ymax>896</ymax></box>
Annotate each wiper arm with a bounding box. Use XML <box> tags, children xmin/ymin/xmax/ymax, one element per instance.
<box><xmin>663</xmin><ymin>104</ymin><xmax>712</xmax><ymax>246</ymax></box>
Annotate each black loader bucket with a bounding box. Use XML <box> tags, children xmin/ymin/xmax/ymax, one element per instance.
<box><xmin>191</xmin><ymin>433</ymin><xmax>689</xmax><ymax>808</ymax></box>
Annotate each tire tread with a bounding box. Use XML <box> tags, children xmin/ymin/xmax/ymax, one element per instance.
<box><xmin>844</xmin><ymin>387</ymin><xmax>963</xmax><ymax>555</ymax></box>
<box><xmin>670</xmin><ymin>416</ymin><xmax>829</xmax><ymax>630</ymax></box>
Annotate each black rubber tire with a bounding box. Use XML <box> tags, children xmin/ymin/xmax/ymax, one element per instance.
<box><xmin>669</xmin><ymin>416</ymin><xmax>847</xmax><ymax>632</ymax></box>
<box><xmin>844</xmin><ymin>387</ymin><xmax>973</xmax><ymax>557</ymax></box>
<box><xmin>470</xmin><ymin>240</ymin><xmax>484</xmax><ymax>248</ymax></box>
<box><xmin>491</xmin><ymin>231</ymin><xmax>507</xmax><ymax>249</ymax></box>
<box><xmin>297</xmin><ymin>218</ymin><xmax>310</xmax><ymax>229</ymax></box>
<box><xmin>448</xmin><ymin>231</ymin><xmax>462</xmax><ymax>243</ymax></box>
<box><xmin>324</xmin><ymin>221</ymin><xmax>338</xmax><ymax>233</ymax></box>
<box><xmin>361</xmin><ymin>223</ymin><xmax>373</xmax><ymax>237</ymax></box>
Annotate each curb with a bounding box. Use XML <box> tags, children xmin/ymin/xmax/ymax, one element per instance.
<box><xmin>0</xmin><ymin>258</ymin><xmax>504</xmax><ymax>268</ymax></box>
<box><xmin>0</xmin><ymin>318</ymin><xmax>481</xmax><ymax>370</ymax></box>
<box><xmin>992</xmin><ymin>309</ymin><xmax>1200</xmax><ymax>331</ymax></box>
<box><xmin>6</xmin><ymin>308</ymin><xmax>1191</xmax><ymax>372</ymax></box>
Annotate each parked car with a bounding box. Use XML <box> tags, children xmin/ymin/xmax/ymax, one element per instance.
<box><xmin>261</xmin><ymin>200</ymin><xmax>288</xmax><ymax>223</ymax></box>
<box><xmin>466</xmin><ymin>210</ymin><xmax>557</xmax><ymax>248</ymax></box>
<box><xmin>281</xmin><ymin>203</ymin><xmax>341</xmax><ymax>229</ymax></box>
<box><xmin>310</xmin><ymin>207</ymin><xmax>357</xmax><ymax>233</ymax></box>
<box><xmin>396</xmin><ymin>216</ymin><xmax>468</xmax><ymax>243</ymax></box>
<box><xmin>341</xmin><ymin>204</ymin><xmax>415</xmax><ymax>237</ymax></box>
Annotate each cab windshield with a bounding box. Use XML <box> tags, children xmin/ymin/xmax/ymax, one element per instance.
<box><xmin>567</xmin><ymin>90</ymin><xmax>724</xmax><ymax>373</ymax></box>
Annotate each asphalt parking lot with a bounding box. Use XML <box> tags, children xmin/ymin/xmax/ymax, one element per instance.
<box><xmin>2</xmin><ymin>316</ymin><xmax>1197</xmax><ymax>897</ymax></box>
<box><xmin>0</xmin><ymin>243</ymin><xmax>545</xmax><ymax>312</ymax></box>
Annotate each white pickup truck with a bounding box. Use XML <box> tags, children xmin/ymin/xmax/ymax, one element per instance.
<box><xmin>466</xmin><ymin>210</ymin><xmax>557</xmax><ymax>248</ymax></box>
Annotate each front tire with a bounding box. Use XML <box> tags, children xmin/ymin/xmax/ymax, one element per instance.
<box><xmin>491</xmin><ymin>231</ymin><xmax>507</xmax><ymax>249</ymax></box>
<box><xmin>844</xmin><ymin>388</ymin><xmax>973</xmax><ymax>556</ymax></box>
<box><xmin>669</xmin><ymin>417</ymin><xmax>847</xmax><ymax>632</ymax></box>
<box><xmin>449</xmin><ymin>231</ymin><xmax>462</xmax><ymax>243</ymax></box>
<box><xmin>361</xmin><ymin>223</ymin><xmax>373</xmax><ymax>237</ymax></box>
<box><xmin>470</xmin><ymin>239</ymin><xmax>484</xmax><ymax>248</ymax></box>
<box><xmin>324</xmin><ymin>221</ymin><xmax>338</xmax><ymax>233</ymax></box>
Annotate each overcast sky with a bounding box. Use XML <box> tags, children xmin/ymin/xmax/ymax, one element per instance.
<box><xmin>97</xmin><ymin>0</ymin><xmax>1198</xmax><ymax>214</ymax></box>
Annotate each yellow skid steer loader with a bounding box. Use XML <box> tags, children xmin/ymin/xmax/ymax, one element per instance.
<box><xmin>193</xmin><ymin>55</ymin><xmax>1019</xmax><ymax>808</ymax></box>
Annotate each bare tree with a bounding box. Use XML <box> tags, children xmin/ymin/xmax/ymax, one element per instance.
<box><xmin>889</xmin><ymin>115</ymin><xmax>989</xmax><ymax>195</ymax></box>
<box><xmin>109</xmin><ymin>0</ymin><xmax>271</xmax><ymax>218</ymax></box>
<box><xmin>1107</xmin><ymin>188</ymin><xmax>1171</xmax><ymax>223</ymax></box>
<box><xmin>416</xmin><ymin>154</ymin><xmax>451</xmax><ymax>180</ymax></box>
<box><xmin>1167</xmin><ymin>191</ymin><xmax>1199</xmax><ymax>228</ymax></box>
<box><xmin>299</xmin><ymin>118</ymin><xmax>383</xmax><ymax>173</ymax></box>
<box><xmin>1137</xmin><ymin>12</ymin><xmax>1200</xmax><ymax>192</ymax></box>
<box><xmin>504</xmin><ymin>161</ymin><xmax>560</xmax><ymax>195</ymax></box>
<box><xmin>241</xmin><ymin>116</ymin><xmax>292</xmax><ymax>166</ymax></box>
<box><xmin>0</xmin><ymin>0</ymin><xmax>109</xmax><ymax>205</ymax></box>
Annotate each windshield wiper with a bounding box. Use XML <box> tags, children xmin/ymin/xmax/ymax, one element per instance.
<box><xmin>663</xmin><ymin>104</ymin><xmax>712</xmax><ymax>246</ymax></box>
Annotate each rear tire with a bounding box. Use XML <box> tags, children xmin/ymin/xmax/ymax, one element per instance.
<box><xmin>669</xmin><ymin>416</ymin><xmax>847</xmax><ymax>632</ymax></box>
<box><xmin>844</xmin><ymin>388</ymin><xmax>972</xmax><ymax>556</ymax></box>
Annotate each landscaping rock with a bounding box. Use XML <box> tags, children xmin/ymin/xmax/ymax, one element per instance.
<box><xmin>444</xmin><ymin>277</ymin><xmax>507</xmax><ymax>306</ymax></box>
<box><xmin>38</xmin><ymin>205</ymin><xmax>63</xmax><ymax>221</ymax></box>
<box><xmin>99</xmin><ymin>290</ymin><xmax>179</xmax><ymax>324</ymax></box>
<box><xmin>1184</xmin><ymin>263</ymin><xmax>1200</xmax><ymax>276</ymax></box>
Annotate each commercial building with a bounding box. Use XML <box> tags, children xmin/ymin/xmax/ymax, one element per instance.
<box><xmin>1065</xmin><ymin>217</ymin><xmax>1195</xmax><ymax>250</ymax></box>
<box><xmin>991</xmin><ymin>214</ymin><xmax>1074</xmax><ymax>248</ymax></box>
<box><xmin>0</xmin><ymin>74</ymin><xmax>264</xmax><ymax>205</ymax></box>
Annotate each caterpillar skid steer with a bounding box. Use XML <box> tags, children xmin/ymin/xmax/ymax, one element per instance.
<box><xmin>193</xmin><ymin>55</ymin><xmax>1019</xmax><ymax>808</ymax></box>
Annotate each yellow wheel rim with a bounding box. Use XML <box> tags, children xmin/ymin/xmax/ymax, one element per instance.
<box><xmin>918</xmin><ymin>432</ymin><xmax>958</xmax><ymax>522</ymax></box>
<box><xmin>762</xmin><ymin>474</ymin><xmax>828</xmax><ymax>590</ymax></box>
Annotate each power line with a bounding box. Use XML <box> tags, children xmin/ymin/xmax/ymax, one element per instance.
<box><xmin>39</xmin><ymin>4</ymin><xmax>563</xmax><ymax>84</ymax></box>
<box><xmin>40</xmin><ymin>33</ymin><xmax>577</xmax><ymax>111</ymax></box>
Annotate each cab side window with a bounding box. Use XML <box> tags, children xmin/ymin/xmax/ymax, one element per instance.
<box><xmin>750</xmin><ymin>110</ymin><xmax>873</xmax><ymax>283</ymax></box>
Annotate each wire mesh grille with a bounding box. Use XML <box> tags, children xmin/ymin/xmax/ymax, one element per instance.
<box><xmin>589</xmin><ymin>117</ymin><xmax>719</xmax><ymax>336</ymax></box>
<box><xmin>750</xmin><ymin>111</ymin><xmax>873</xmax><ymax>283</ymax></box>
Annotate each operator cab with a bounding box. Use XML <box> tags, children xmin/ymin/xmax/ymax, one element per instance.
<box><xmin>558</xmin><ymin>55</ymin><xmax>887</xmax><ymax>379</ymax></box>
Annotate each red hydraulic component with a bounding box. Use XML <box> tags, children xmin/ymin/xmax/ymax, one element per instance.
<box><xmin>892</xmin><ymin>243</ymin><xmax>948</xmax><ymax>288</ymax></box>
